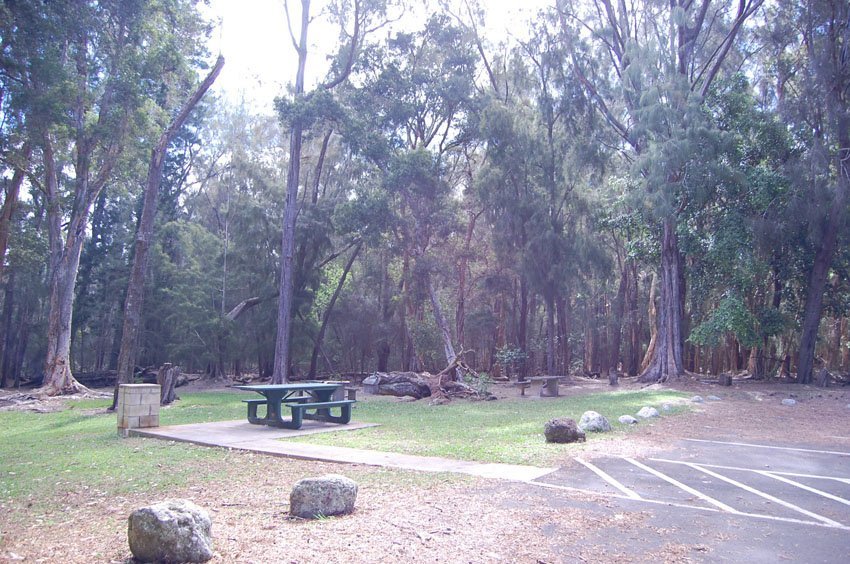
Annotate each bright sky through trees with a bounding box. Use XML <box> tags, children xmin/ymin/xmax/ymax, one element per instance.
<box><xmin>205</xmin><ymin>0</ymin><xmax>548</xmax><ymax>111</ymax></box>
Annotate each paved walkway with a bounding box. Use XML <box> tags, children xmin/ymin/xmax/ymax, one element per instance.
<box><xmin>132</xmin><ymin>419</ymin><xmax>556</xmax><ymax>482</ymax></box>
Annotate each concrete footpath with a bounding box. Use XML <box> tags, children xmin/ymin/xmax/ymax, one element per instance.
<box><xmin>131</xmin><ymin>419</ymin><xmax>556</xmax><ymax>482</ymax></box>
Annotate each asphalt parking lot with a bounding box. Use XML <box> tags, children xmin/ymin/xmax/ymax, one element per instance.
<box><xmin>530</xmin><ymin>438</ymin><xmax>850</xmax><ymax>562</ymax></box>
<box><xmin>538</xmin><ymin>438</ymin><xmax>850</xmax><ymax>530</ymax></box>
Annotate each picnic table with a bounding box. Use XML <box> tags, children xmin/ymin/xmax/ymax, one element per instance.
<box><xmin>234</xmin><ymin>383</ymin><xmax>355</xmax><ymax>429</ymax></box>
<box><xmin>528</xmin><ymin>376</ymin><xmax>561</xmax><ymax>397</ymax></box>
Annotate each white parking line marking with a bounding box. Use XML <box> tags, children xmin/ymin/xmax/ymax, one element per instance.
<box><xmin>530</xmin><ymin>481</ymin><xmax>850</xmax><ymax>531</ymax></box>
<box><xmin>688</xmin><ymin>463</ymin><xmax>845</xmax><ymax>528</ymax></box>
<box><xmin>684</xmin><ymin>439</ymin><xmax>850</xmax><ymax>457</ymax></box>
<box><xmin>648</xmin><ymin>458</ymin><xmax>850</xmax><ymax>483</ymax></box>
<box><xmin>575</xmin><ymin>458</ymin><xmax>642</xmax><ymax>500</ymax></box>
<box><xmin>760</xmin><ymin>472</ymin><xmax>850</xmax><ymax>507</ymax></box>
<box><xmin>622</xmin><ymin>457</ymin><xmax>739</xmax><ymax>513</ymax></box>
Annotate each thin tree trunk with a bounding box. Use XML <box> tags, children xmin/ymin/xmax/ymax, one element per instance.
<box><xmin>455</xmin><ymin>210</ymin><xmax>480</xmax><ymax>347</ymax></box>
<box><xmin>428</xmin><ymin>274</ymin><xmax>456</xmax><ymax>366</ymax></box>
<box><xmin>639</xmin><ymin>220</ymin><xmax>685</xmax><ymax>382</ymax></box>
<box><xmin>798</xmin><ymin>131</ymin><xmax>848</xmax><ymax>383</ymax></box>
<box><xmin>0</xmin><ymin>143</ymin><xmax>31</xmax><ymax>281</ymax></box>
<box><xmin>273</xmin><ymin>1</ymin><xmax>311</xmax><ymax>384</ymax></box>
<box><xmin>640</xmin><ymin>272</ymin><xmax>658</xmax><ymax>372</ymax></box>
<box><xmin>545</xmin><ymin>295</ymin><xmax>556</xmax><ymax>375</ymax></box>
<box><xmin>308</xmin><ymin>242</ymin><xmax>361</xmax><ymax>377</ymax></box>
<box><xmin>0</xmin><ymin>272</ymin><xmax>14</xmax><ymax>388</ymax></box>
<box><xmin>111</xmin><ymin>56</ymin><xmax>223</xmax><ymax>407</ymax></box>
<box><xmin>608</xmin><ymin>260</ymin><xmax>628</xmax><ymax>382</ymax></box>
<box><xmin>518</xmin><ymin>277</ymin><xmax>529</xmax><ymax>380</ymax></box>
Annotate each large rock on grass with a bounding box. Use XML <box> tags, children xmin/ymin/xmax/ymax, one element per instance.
<box><xmin>544</xmin><ymin>418</ymin><xmax>586</xmax><ymax>443</ymax></box>
<box><xmin>290</xmin><ymin>474</ymin><xmax>358</xmax><ymax>519</ymax></box>
<box><xmin>128</xmin><ymin>499</ymin><xmax>213</xmax><ymax>563</ymax></box>
<box><xmin>637</xmin><ymin>406</ymin><xmax>659</xmax><ymax>419</ymax></box>
<box><xmin>578</xmin><ymin>411</ymin><xmax>612</xmax><ymax>433</ymax></box>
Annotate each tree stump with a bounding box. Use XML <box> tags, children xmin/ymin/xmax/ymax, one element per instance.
<box><xmin>608</xmin><ymin>369</ymin><xmax>619</xmax><ymax>386</ymax></box>
<box><xmin>718</xmin><ymin>373</ymin><xmax>732</xmax><ymax>386</ymax></box>
<box><xmin>157</xmin><ymin>363</ymin><xmax>180</xmax><ymax>405</ymax></box>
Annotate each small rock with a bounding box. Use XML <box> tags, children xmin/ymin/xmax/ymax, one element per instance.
<box><xmin>544</xmin><ymin>417</ymin><xmax>586</xmax><ymax>443</ymax></box>
<box><xmin>846</xmin><ymin>404</ymin><xmax>850</xmax><ymax>409</ymax></box>
<box><xmin>662</xmin><ymin>404</ymin><xmax>672</xmax><ymax>412</ymax></box>
<box><xmin>707</xmin><ymin>395</ymin><xmax>722</xmax><ymax>401</ymax></box>
<box><xmin>290</xmin><ymin>474</ymin><xmax>358</xmax><ymax>519</ymax></box>
<box><xmin>578</xmin><ymin>411</ymin><xmax>612</xmax><ymax>433</ymax></box>
<box><xmin>128</xmin><ymin>499</ymin><xmax>213</xmax><ymax>563</ymax></box>
<box><xmin>618</xmin><ymin>415</ymin><xmax>638</xmax><ymax>425</ymax></box>
<box><xmin>636</xmin><ymin>406</ymin><xmax>659</xmax><ymax>419</ymax></box>
<box><xmin>781</xmin><ymin>398</ymin><xmax>797</xmax><ymax>406</ymax></box>
<box><xmin>691</xmin><ymin>395</ymin><xmax>704</xmax><ymax>403</ymax></box>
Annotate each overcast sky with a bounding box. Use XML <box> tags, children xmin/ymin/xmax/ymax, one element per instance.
<box><xmin>204</xmin><ymin>0</ymin><xmax>550</xmax><ymax>112</ymax></box>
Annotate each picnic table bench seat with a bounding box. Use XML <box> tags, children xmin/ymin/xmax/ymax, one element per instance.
<box><xmin>243</xmin><ymin>395</ymin><xmax>315</xmax><ymax>423</ymax></box>
<box><xmin>285</xmin><ymin>399</ymin><xmax>355</xmax><ymax>428</ymax></box>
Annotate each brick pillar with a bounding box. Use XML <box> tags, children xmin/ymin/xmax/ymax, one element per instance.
<box><xmin>117</xmin><ymin>383</ymin><xmax>161</xmax><ymax>437</ymax></box>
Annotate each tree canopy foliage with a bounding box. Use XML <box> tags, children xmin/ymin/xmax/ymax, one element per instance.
<box><xmin>1</xmin><ymin>0</ymin><xmax>849</xmax><ymax>392</ymax></box>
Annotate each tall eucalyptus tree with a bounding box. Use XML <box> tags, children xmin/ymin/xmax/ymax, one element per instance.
<box><xmin>2</xmin><ymin>0</ymin><xmax>212</xmax><ymax>394</ymax></box>
<box><xmin>557</xmin><ymin>0</ymin><xmax>765</xmax><ymax>382</ymax></box>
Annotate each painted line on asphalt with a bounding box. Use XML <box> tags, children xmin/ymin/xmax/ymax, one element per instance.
<box><xmin>529</xmin><ymin>481</ymin><xmax>850</xmax><ymax>531</ymax></box>
<box><xmin>649</xmin><ymin>458</ymin><xmax>850</xmax><ymax>482</ymax></box>
<box><xmin>575</xmin><ymin>457</ymin><xmax>642</xmax><ymax>500</ymax></box>
<box><xmin>760</xmin><ymin>472</ymin><xmax>850</xmax><ymax>508</ymax></box>
<box><xmin>684</xmin><ymin>439</ymin><xmax>850</xmax><ymax>457</ymax></box>
<box><xmin>622</xmin><ymin>457</ymin><xmax>738</xmax><ymax>513</ymax></box>
<box><xmin>687</xmin><ymin>463</ymin><xmax>845</xmax><ymax>528</ymax></box>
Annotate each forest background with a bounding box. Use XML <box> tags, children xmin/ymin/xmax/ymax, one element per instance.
<box><xmin>0</xmin><ymin>0</ymin><xmax>848</xmax><ymax>394</ymax></box>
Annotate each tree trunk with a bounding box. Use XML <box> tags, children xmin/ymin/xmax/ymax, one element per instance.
<box><xmin>0</xmin><ymin>143</ymin><xmax>31</xmax><ymax>281</ymax></box>
<box><xmin>111</xmin><ymin>56</ymin><xmax>223</xmax><ymax>408</ymax></box>
<box><xmin>455</xmin><ymin>210</ymin><xmax>480</xmax><ymax>347</ymax></box>
<box><xmin>428</xmin><ymin>274</ymin><xmax>456</xmax><ymax>366</ymax></box>
<box><xmin>308</xmin><ymin>241</ymin><xmax>361</xmax><ymax>377</ymax></box>
<box><xmin>41</xmin><ymin>135</ymin><xmax>90</xmax><ymax>396</ymax></box>
<box><xmin>798</xmin><ymin>143</ymin><xmax>848</xmax><ymax>384</ymax></box>
<box><xmin>639</xmin><ymin>220</ymin><xmax>685</xmax><ymax>383</ymax></box>
<box><xmin>273</xmin><ymin>1</ymin><xmax>311</xmax><ymax>384</ymax></box>
<box><xmin>640</xmin><ymin>272</ymin><xmax>658</xmax><ymax>372</ymax></box>
<box><xmin>518</xmin><ymin>277</ymin><xmax>529</xmax><ymax>379</ymax></box>
<box><xmin>545</xmin><ymin>295</ymin><xmax>556</xmax><ymax>375</ymax></box>
<box><xmin>608</xmin><ymin>260</ymin><xmax>628</xmax><ymax>378</ymax></box>
<box><xmin>157</xmin><ymin>363</ymin><xmax>180</xmax><ymax>405</ymax></box>
<box><xmin>557</xmin><ymin>296</ymin><xmax>571</xmax><ymax>376</ymax></box>
<box><xmin>0</xmin><ymin>272</ymin><xmax>14</xmax><ymax>388</ymax></box>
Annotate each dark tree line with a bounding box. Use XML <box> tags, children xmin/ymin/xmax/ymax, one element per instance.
<box><xmin>0</xmin><ymin>0</ymin><xmax>848</xmax><ymax>394</ymax></box>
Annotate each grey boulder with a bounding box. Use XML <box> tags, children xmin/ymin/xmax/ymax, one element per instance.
<box><xmin>578</xmin><ymin>411</ymin><xmax>612</xmax><ymax>433</ymax></box>
<box><xmin>290</xmin><ymin>474</ymin><xmax>358</xmax><ymax>519</ymax></box>
<box><xmin>128</xmin><ymin>499</ymin><xmax>213</xmax><ymax>563</ymax></box>
<box><xmin>781</xmin><ymin>398</ymin><xmax>797</xmax><ymax>406</ymax></box>
<box><xmin>690</xmin><ymin>395</ymin><xmax>704</xmax><ymax>403</ymax></box>
<box><xmin>636</xmin><ymin>406</ymin><xmax>659</xmax><ymax>419</ymax></box>
<box><xmin>544</xmin><ymin>418</ymin><xmax>586</xmax><ymax>443</ymax></box>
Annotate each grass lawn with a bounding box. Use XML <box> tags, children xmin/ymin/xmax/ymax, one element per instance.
<box><xmin>0</xmin><ymin>392</ymin><xmax>245</xmax><ymax>507</ymax></box>
<box><xmin>287</xmin><ymin>389</ymin><xmax>690</xmax><ymax>465</ymax></box>
<box><xmin>0</xmin><ymin>388</ymin><xmax>687</xmax><ymax>509</ymax></box>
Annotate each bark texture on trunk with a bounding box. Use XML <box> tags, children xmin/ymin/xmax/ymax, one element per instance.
<box><xmin>639</xmin><ymin>220</ymin><xmax>685</xmax><ymax>383</ymax></box>
<box><xmin>273</xmin><ymin>1</ymin><xmax>311</xmax><ymax>384</ymax></box>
